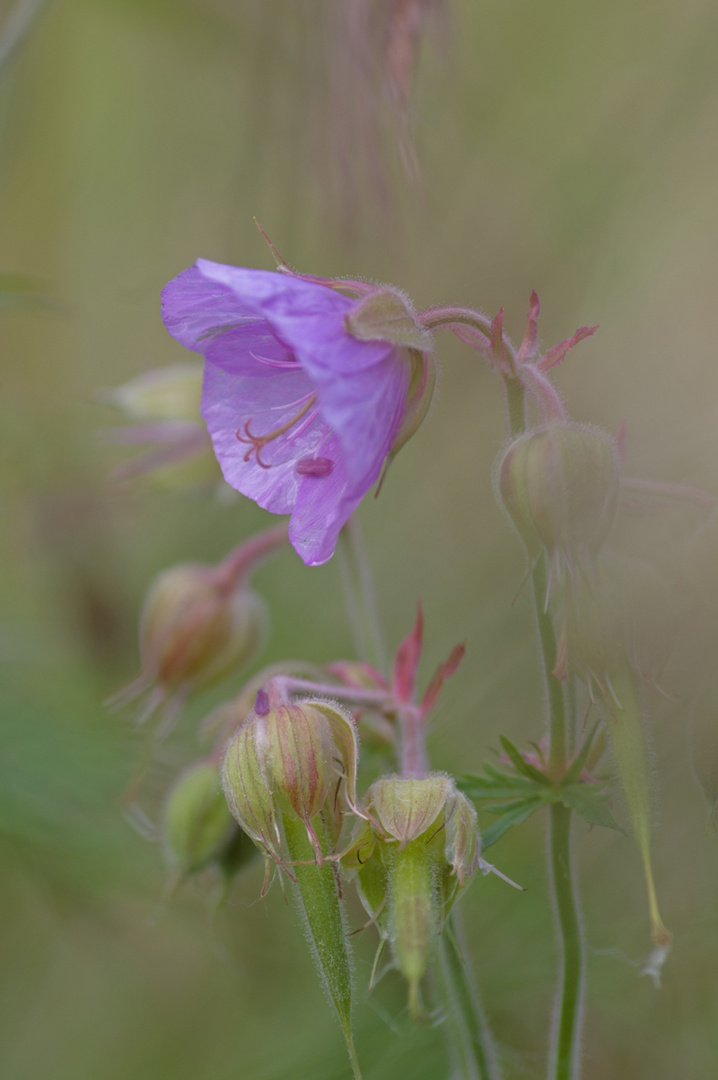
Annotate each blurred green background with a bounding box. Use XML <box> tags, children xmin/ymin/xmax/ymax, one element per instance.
<box><xmin>2</xmin><ymin>1</ymin><xmax>718</xmax><ymax>1077</ymax></box>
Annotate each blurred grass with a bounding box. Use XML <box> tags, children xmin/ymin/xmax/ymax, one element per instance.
<box><xmin>1</xmin><ymin>0</ymin><xmax>718</xmax><ymax>1077</ymax></box>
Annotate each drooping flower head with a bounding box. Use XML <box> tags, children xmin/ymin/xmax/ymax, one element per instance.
<box><xmin>161</xmin><ymin>260</ymin><xmax>435</xmax><ymax>565</ymax></box>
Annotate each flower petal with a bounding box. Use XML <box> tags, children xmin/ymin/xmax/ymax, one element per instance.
<box><xmin>288</xmin><ymin>432</ymin><xmax>361</xmax><ymax>565</ymax></box>
<box><xmin>195</xmin><ymin>259</ymin><xmax>353</xmax><ymax>325</ymax></box>
<box><xmin>162</xmin><ymin>264</ymin><xmax>263</xmax><ymax>350</ymax></box>
<box><xmin>201</xmin><ymin>363</ymin><xmax>323</xmax><ymax>514</ymax></box>
<box><xmin>296</xmin><ymin>345</ymin><xmax>412</xmax><ymax>494</ymax></box>
<box><xmin>194</xmin><ymin>260</ymin><xmax>412</xmax><ymax>493</ymax></box>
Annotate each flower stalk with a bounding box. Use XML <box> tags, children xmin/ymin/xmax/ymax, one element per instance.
<box><xmin>282</xmin><ymin>813</ymin><xmax>363</xmax><ymax>1080</ymax></box>
<box><xmin>435</xmin><ymin>915</ymin><xmax>501</xmax><ymax>1080</ymax></box>
<box><xmin>431</xmin><ymin>303</ymin><xmax>586</xmax><ymax>1079</ymax></box>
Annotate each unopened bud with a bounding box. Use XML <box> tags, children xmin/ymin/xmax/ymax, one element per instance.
<box><xmin>107</xmin><ymin>363</ymin><xmax>203</xmax><ymax>421</ymax></box>
<box><xmin>497</xmin><ymin>423</ymin><xmax>620</xmax><ymax>567</ymax></box>
<box><xmin>221</xmin><ymin>689</ymin><xmax>360</xmax><ymax>871</ymax></box>
<box><xmin>163</xmin><ymin>761</ymin><xmax>235</xmax><ymax>876</ymax></box>
<box><xmin>140</xmin><ymin>565</ymin><xmax>266</xmax><ymax>695</ymax></box>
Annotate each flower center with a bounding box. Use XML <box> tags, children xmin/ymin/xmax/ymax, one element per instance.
<box><xmin>236</xmin><ymin>392</ymin><xmax>318</xmax><ymax>469</ymax></box>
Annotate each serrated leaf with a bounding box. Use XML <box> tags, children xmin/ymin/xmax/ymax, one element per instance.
<box><xmin>480</xmin><ymin>796</ymin><xmax>545</xmax><ymax>849</ymax></box>
<box><xmin>499</xmin><ymin>735</ymin><xmax>551</xmax><ymax>785</ymax></box>
<box><xmin>559</xmin><ymin>784</ymin><xmax>622</xmax><ymax>831</ymax></box>
<box><xmin>561</xmin><ymin>722</ymin><xmax>601</xmax><ymax>786</ymax></box>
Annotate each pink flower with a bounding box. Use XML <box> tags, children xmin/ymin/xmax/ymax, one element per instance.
<box><xmin>162</xmin><ymin>260</ymin><xmax>433</xmax><ymax>565</ymax></box>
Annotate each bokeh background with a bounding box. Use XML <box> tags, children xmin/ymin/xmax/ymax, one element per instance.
<box><xmin>2</xmin><ymin>1</ymin><xmax>718</xmax><ymax>1077</ymax></box>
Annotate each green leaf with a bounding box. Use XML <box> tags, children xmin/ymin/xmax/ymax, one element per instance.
<box><xmin>482</xmin><ymin>761</ymin><xmax>539</xmax><ymax>785</ymax></box>
<box><xmin>559</xmin><ymin>784</ymin><xmax>622</xmax><ymax>831</ymax></box>
<box><xmin>480</xmin><ymin>796</ymin><xmax>545</xmax><ymax>849</ymax></box>
<box><xmin>457</xmin><ymin>772</ymin><xmax>543</xmax><ymax>801</ymax></box>
<box><xmin>498</xmin><ymin>735</ymin><xmax>551</xmax><ymax>785</ymax></box>
<box><xmin>561</xmin><ymin>722</ymin><xmax>601</xmax><ymax>786</ymax></box>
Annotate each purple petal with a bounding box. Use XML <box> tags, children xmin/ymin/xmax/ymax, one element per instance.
<box><xmin>201</xmin><ymin>363</ymin><xmax>324</xmax><ymax>514</ymax></box>
<box><xmin>195</xmin><ymin>260</ymin><xmax>353</xmax><ymax>325</ymax></box>
<box><xmin>288</xmin><ymin>432</ymin><xmax>362</xmax><ymax>565</ymax></box>
<box><xmin>192</xmin><ymin>261</ymin><xmax>412</xmax><ymax>492</ymax></box>
<box><xmin>203</xmin><ymin>322</ymin><xmax>296</xmax><ymax>378</ymax></box>
<box><xmin>162</xmin><ymin>265</ymin><xmax>263</xmax><ymax>350</ymax></box>
<box><xmin>298</xmin><ymin>346</ymin><xmax>411</xmax><ymax>494</ymax></box>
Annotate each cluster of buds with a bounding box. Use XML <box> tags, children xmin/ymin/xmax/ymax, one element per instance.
<box><xmin>342</xmin><ymin>773</ymin><xmax>480</xmax><ymax>1018</ymax></box>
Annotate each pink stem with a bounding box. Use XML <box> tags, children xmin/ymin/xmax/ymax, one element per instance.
<box><xmin>398</xmin><ymin>705</ymin><xmax>429</xmax><ymax>778</ymax></box>
<box><xmin>214</xmin><ymin>524</ymin><xmax>289</xmax><ymax>594</ymax></box>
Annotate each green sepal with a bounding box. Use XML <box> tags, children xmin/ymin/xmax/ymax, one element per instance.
<box><xmin>498</xmin><ymin>735</ymin><xmax>551</xmax><ymax>784</ymax></box>
<box><xmin>344</xmin><ymin>290</ymin><xmax>432</xmax><ymax>350</ymax></box>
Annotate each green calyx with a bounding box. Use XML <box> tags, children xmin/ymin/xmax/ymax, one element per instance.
<box><xmin>341</xmin><ymin>774</ymin><xmax>480</xmax><ymax>1019</ymax></box>
<box><xmin>497</xmin><ymin>423</ymin><xmax>620</xmax><ymax>565</ymax></box>
<box><xmin>344</xmin><ymin>289</ymin><xmax>433</xmax><ymax>351</ymax></box>
<box><xmin>163</xmin><ymin>761</ymin><xmax>235</xmax><ymax>877</ymax></box>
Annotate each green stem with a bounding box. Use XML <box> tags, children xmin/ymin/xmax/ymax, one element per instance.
<box><xmin>504</xmin><ymin>376</ymin><xmax>584</xmax><ymax>1080</ymax></box>
<box><xmin>338</xmin><ymin>515</ymin><xmax>387</xmax><ymax>673</ymax></box>
<box><xmin>435</xmin><ymin>914</ymin><xmax>501</xmax><ymax>1080</ymax></box>
<box><xmin>548</xmin><ymin>804</ymin><xmax>584</xmax><ymax>1080</ymax></box>
<box><xmin>282</xmin><ymin>814</ymin><xmax>362</xmax><ymax>1080</ymax></box>
<box><xmin>530</xmin><ymin>554</ymin><xmax>568</xmax><ymax>775</ymax></box>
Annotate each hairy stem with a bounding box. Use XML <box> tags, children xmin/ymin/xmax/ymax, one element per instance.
<box><xmin>215</xmin><ymin>523</ymin><xmax>288</xmax><ymax>593</ymax></box>
<box><xmin>435</xmin><ymin>914</ymin><xmax>502</xmax><ymax>1080</ymax></box>
<box><xmin>547</xmin><ymin>804</ymin><xmax>584</xmax><ymax>1080</ymax></box>
<box><xmin>398</xmin><ymin>705</ymin><xmax>429</xmax><ymax>779</ymax></box>
<box><xmin>283</xmin><ymin>814</ymin><xmax>362</xmax><ymax>1080</ymax></box>
<box><xmin>505</xmin><ymin>378</ymin><xmax>585</xmax><ymax>1080</ymax></box>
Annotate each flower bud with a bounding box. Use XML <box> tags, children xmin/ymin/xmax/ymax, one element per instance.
<box><xmin>497</xmin><ymin>422</ymin><xmax>620</xmax><ymax>568</ymax></box>
<box><xmin>140</xmin><ymin>565</ymin><xmax>266</xmax><ymax>695</ymax></box>
<box><xmin>107</xmin><ymin>363</ymin><xmax>203</xmax><ymax>421</ymax></box>
<box><xmin>163</xmin><ymin>761</ymin><xmax>235</xmax><ymax>876</ymax></box>
<box><xmin>221</xmin><ymin>689</ymin><xmax>360</xmax><ymax>871</ymax></box>
<box><xmin>103</xmin><ymin>363</ymin><xmax>221</xmax><ymax>490</ymax></box>
<box><xmin>342</xmin><ymin>773</ymin><xmax>480</xmax><ymax>1019</ymax></box>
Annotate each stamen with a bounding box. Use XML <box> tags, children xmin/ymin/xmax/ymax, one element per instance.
<box><xmin>249</xmin><ymin>350</ymin><xmax>298</xmax><ymax>370</ymax></box>
<box><xmin>267</xmin><ymin>390</ymin><xmax>316</xmax><ymax>412</ymax></box>
<box><xmin>236</xmin><ymin>393</ymin><xmax>318</xmax><ymax>468</ymax></box>
<box><xmin>285</xmin><ymin>407</ymin><xmax>319</xmax><ymax>445</ymax></box>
